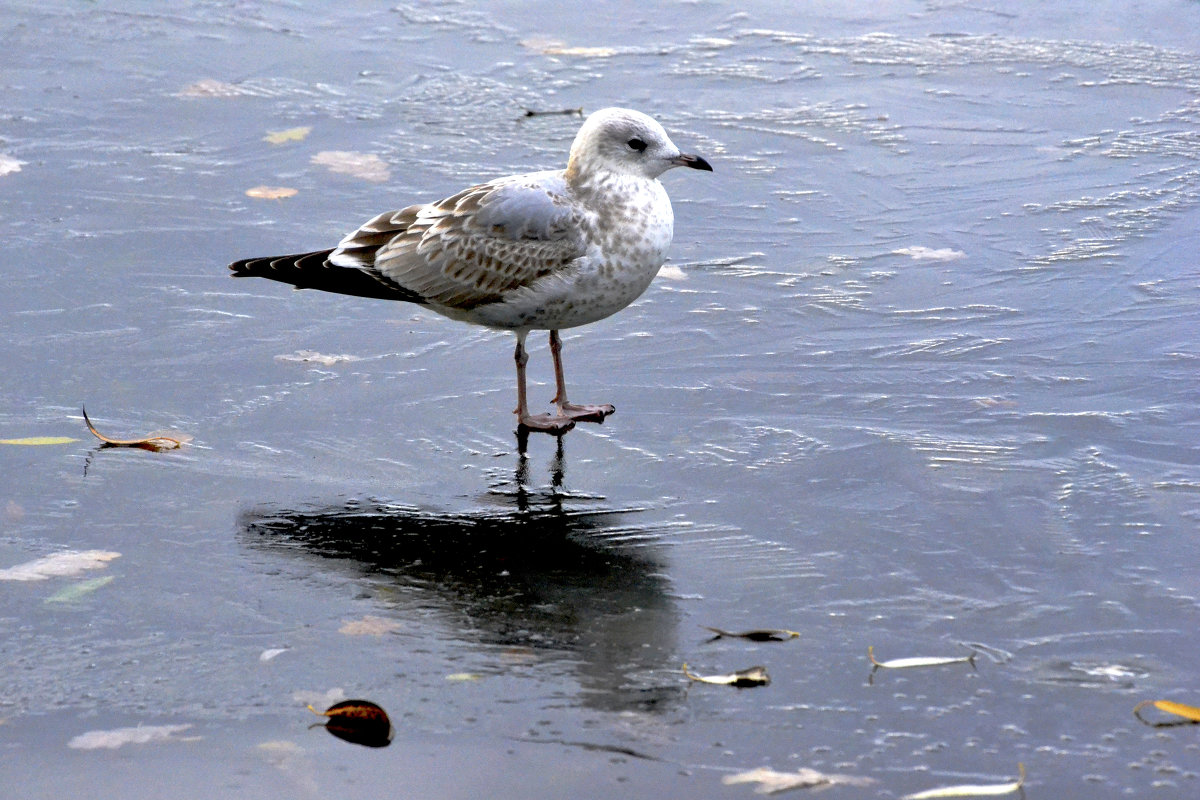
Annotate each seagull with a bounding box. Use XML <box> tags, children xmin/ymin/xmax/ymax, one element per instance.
<box><xmin>230</xmin><ymin>107</ymin><xmax>712</xmax><ymax>434</ymax></box>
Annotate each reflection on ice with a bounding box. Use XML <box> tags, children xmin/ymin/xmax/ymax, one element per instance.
<box><xmin>237</xmin><ymin>479</ymin><xmax>684</xmax><ymax>713</ymax></box>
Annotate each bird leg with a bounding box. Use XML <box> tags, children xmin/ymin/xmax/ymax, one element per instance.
<box><xmin>548</xmin><ymin>330</ymin><xmax>616</xmax><ymax>423</ymax></box>
<box><xmin>514</xmin><ymin>331</ymin><xmax>574</xmax><ymax>435</ymax></box>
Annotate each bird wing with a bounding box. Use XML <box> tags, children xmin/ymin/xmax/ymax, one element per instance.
<box><xmin>330</xmin><ymin>172</ymin><xmax>590</xmax><ymax>310</ymax></box>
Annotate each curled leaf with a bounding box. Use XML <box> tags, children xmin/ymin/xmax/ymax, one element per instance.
<box><xmin>245</xmin><ymin>185</ymin><xmax>298</xmax><ymax>200</ymax></box>
<box><xmin>1134</xmin><ymin>699</ymin><xmax>1200</xmax><ymax>726</ymax></box>
<box><xmin>263</xmin><ymin>126</ymin><xmax>312</xmax><ymax>145</ymax></box>
<box><xmin>703</xmin><ymin>626</ymin><xmax>799</xmax><ymax>642</ymax></box>
<box><xmin>682</xmin><ymin>663</ymin><xmax>770</xmax><ymax>688</ymax></box>
<box><xmin>308</xmin><ymin>699</ymin><xmax>393</xmax><ymax>748</ymax></box>
<box><xmin>902</xmin><ymin>764</ymin><xmax>1025</xmax><ymax>799</ymax></box>
<box><xmin>82</xmin><ymin>407</ymin><xmax>186</xmax><ymax>452</ymax></box>
<box><xmin>869</xmin><ymin>645</ymin><xmax>977</xmax><ymax>670</ymax></box>
<box><xmin>723</xmin><ymin>766</ymin><xmax>875</xmax><ymax>794</ymax></box>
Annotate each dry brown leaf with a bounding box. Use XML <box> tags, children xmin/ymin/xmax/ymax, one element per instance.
<box><xmin>682</xmin><ymin>663</ymin><xmax>770</xmax><ymax>687</ymax></box>
<box><xmin>338</xmin><ymin>615</ymin><xmax>403</xmax><ymax>636</ymax></box>
<box><xmin>311</xmin><ymin>150</ymin><xmax>391</xmax><ymax>183</ymax></box>
<box><xmin>263</xmin><ymin>126</ymin><xmax>312</xmax><ymax>145</ymax></box>
<box><xmin>308</xmin><ymin>699</ymin><xmax>393</xmax><ymax>748</ymax></box>
<box><xmin>723</xmin><ymin>766</ymin><xmax>876</xmax><ymax>794</ymax></box>
<box><xmin>0</xmin><ymin>550</ymin><xmax>120</xmax><ymax>581</ymax></box>
<box><xmin>520</xmin><ymin>37</ymin><xmax>617</xmax><ymax>57</ymax></box>
<box><xmin>246</xmin><ymin>186</ymin><xmax>299</xmax><ymax>200</ymax></box>
<box><xmin>82</xmin><ymin>407</ymin><xmax>188</xmax><ymax>451</ymax></box>
<box><xmin>704</xmin><ymin>626</ymin><xmax>799</xmax><ymax>642</ymax></box>
<box><xmin>177</xmin><ymin>78</ymin><xmax>245</xmax><ymax>98</ymax></box>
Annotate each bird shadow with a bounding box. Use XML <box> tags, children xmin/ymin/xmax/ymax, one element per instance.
<box><xmin>236</xmin><ymin>440</ymin><xmax>685</xmax><ymax>713</ymax></box>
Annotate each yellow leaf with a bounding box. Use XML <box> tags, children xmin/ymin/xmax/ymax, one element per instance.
<box><xmin>1152</xmin><ymin>700</ymin><xmax>1200</xmax><ymax>721</ymax></box>
<box><xmin>263</xmin><ymin>126</ymin><xmax>312</xmax><ymax>145</ymax></box>
<box><xmin>1134</xmin><ymin>699</ymin><xmax>1200</xmax><ymax>725</ymax></box>
<box><xmin>246</xmin><ymin>185</ymin><xmax>299</xmax><ymax>200</ymax></box>
<box><xmin>0</xmin><ymin>436</ymin><xmax>78</xmax><ymax>445</ymax></box>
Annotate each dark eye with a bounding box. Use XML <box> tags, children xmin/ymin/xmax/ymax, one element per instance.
<box><xmin>627</xmin><ymin>138</ymin><xmax>647</xmax><ymax>152</ymax></box>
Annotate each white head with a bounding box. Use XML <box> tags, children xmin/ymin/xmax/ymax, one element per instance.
<box><xmin>565</xmin><ymin>107</ymin><xmax>712</xmax><ymax>183</ymax></box>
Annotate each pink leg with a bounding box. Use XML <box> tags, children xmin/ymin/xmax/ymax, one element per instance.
<box><xmin>549</xmin><ymin>330</ymin><xmax>615</xmax><ymax>423</ymax></box>
<box><xmin>514</xmin><ymin>331</ymin><xmax>574</xmax><ymax>434</ymax></box>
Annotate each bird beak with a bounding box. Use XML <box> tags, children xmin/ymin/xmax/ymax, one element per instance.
<box><xmin>672</xmin><ymin>153</ymin><xmax>713</xmax><ymax>172</ymax></box>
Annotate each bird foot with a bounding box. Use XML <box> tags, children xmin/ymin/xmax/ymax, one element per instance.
<box><xmin>518</xmin><ymin>413</ymin><xmax>576</xmax><ymax>436</ymax></box>
<box><xmin>556</xmin><ymin>402</ymin><xmax>616</xmax><ymax>423</ymax></box>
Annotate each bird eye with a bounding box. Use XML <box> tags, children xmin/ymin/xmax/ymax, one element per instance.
<box><xmin>627</xmin><ymin>138</ymin><xmax>647</xmax><ymax>152</ymax></box>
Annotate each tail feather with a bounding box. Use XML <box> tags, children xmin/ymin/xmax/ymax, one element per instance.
<box><xmin>229</xmin><ymin>250</ymin><xmax>426</xmax><ymax>304</ymax></box>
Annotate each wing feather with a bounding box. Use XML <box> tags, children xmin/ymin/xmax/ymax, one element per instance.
<box><xmin>370</xmin><ymin>174</ymin><xmax>589</xmax><ymax>309</ymax></box>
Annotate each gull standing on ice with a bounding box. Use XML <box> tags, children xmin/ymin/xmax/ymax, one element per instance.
<box><xmin>230</xmin><ymin>107</ymin><xmax>712</xmax><ymax>434</ymax></box>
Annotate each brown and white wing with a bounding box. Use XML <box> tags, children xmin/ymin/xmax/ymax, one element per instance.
<box><xmin>350</xmin><ymin>174</ymin><xmax>589</xmax><ymax>310</ymax></box>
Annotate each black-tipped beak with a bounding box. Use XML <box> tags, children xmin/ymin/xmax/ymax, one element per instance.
<box><xmin>673</xmin><ymin>153</ymin><xmax>713</xmax><ymax>172</ymax></box>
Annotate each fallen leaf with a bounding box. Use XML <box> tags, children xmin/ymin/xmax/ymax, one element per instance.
<box><xmin>723</xmin><ymin>766</ymin><xmax>876</xmax><ymax>794</ymax></box>
<box><xmin>893</xmin><ymin>246</ymin><xmax>966</xmax><ymax>261</ymax></box>
<box><xmin>0</xmin><ymin>550</ymin><xmax>120</xmax><ymax>582</ymax></box>
<box><xmin>703</xmin><ymin>626</ymin><xmax>799</xmax><ymax>642</ymax></box>
<box><xmin>0</xmin><ymin>154</ymin><xmax>24</xmax><ymax>176</ymax></box>
<box><xmin>311</xmin><ymin>150</ymin><xmax>391</xmax><ymax>183</ymax></box>
<box><xmin>45</xmin><ymin>575</ymin><xmax>115</xmax><ymax>603</ymax></box>
<box><xmin>1134</xmin><ymin>699</ymin><xmax>1200</xmax><ymax>726</ymax></box>
<box><xmin>520</xmin><ymin>37</ymin><xmax>617</xmax><ymax>57</ymax></box>
<box><xmin>68</xmin><ymin>724</ymin><xmax>194</xmax><ymax>750</ymax></box>
<box><xmin>264</xmin><ymin>126</ymin><xmax>312</xmax><ymax>145</ymax></box>
<box><xmin>869</xmin><ymin>645</ymin><xmax>977</xmax><ymax>670</ymax></box>
<box><xmin>0</xmin><ymin>436</ymin><xmax>79</xmax><ymax>445</ymax></box>
<box><xmin>177</xmin><ymin>78</ymin><xmax>245</xmax><ymax>98</ymax></box>
<box><xmin>339</xmin><ymin>615</ymin><xmax>403</xmax><ymax>636</ymax></box>
<box><xmin>902</xmin><ymin>764</ymin><xmax>1025</xmax><ymax>799</ymax></box>
<box><xmin>308</xmin><ymin>700</ymin><xmax>393</xmax><ymax>748</ymax></box>
<box><xmin>275</xmin><ymin>350</ymin><xmax>362</xmax><ymax>365</ymax></box>
<box><xmin>682</xmin><ymin>663</ymin><xmax>770</xmax><ymax>687</ymax></box>
<box><xmin>246</xmin><ymin>186</ymin><xmax>299</xmax><ymax>200</ymax></box>
<box><xmin>82</xmin><ymin>407</ymin><xmax>187</xmax><ymax>451</ymax></box>
<box><xmin>522</xmin><ymin>107</ymin><xmax>584</xmax><ymax>118</ymax></box>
